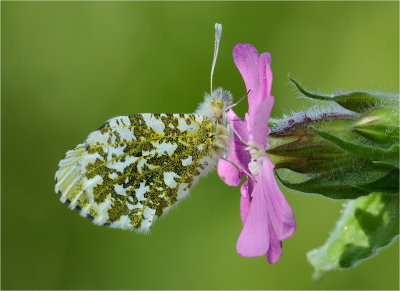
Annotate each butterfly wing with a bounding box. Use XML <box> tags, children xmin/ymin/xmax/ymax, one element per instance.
<box><xmin>55</xmin><ymin>113</ymin><xmax>218</xmax><ymax>230</ymax></box>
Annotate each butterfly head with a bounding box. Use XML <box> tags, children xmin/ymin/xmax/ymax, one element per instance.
<box><xmin>196</xmin><ymin>87</ymin><xmax>233</xmax><ymax>127</ymax></box>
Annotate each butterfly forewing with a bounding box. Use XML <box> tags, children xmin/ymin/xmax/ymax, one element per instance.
<box><xmin>55</xmin><ymin>113</ymin><xmax>218</xmax><ymax>230</ymax></box>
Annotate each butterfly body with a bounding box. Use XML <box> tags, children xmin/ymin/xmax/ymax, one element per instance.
<box><xmin>55</xmin><ymin>88</ymin><xmax>233</xmax><ymax>230</ymax></box>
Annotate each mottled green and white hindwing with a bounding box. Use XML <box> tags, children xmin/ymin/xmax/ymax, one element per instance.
<box><xmin>55</xmin><ymin>113</ymin><xmax>219</xmax><ymax>231</ymax></box>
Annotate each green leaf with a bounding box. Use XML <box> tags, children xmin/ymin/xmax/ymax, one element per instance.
<box><xmin>289</xmin><ymin>77</ymin><xmax>398</xmax><ymax>113</ymax></box>
<box><xmin>307</xmin><ymin>192</ymin><xmax>399</xmax><ymax>280</ymax></box>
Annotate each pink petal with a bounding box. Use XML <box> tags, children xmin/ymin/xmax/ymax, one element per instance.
<box><xmin>261</xmin><ymin>159</ymin><xmax>296</xmax><ymax>241</ymax></box>
<box><xmin>230</xmin><ymin>111</ymin><xmax>252</xmax><ymax>169</ymax></box>
<box><xmin>217</xmin><ymin>109</ymin><xmax>251</xmax><ymax>186</ymax></box>
<box><xmin>236</xmin><ymin>160</ymin><xmax>295</xmax><ymax>259</ymax></box>
<box><xmin>236</xmin><ymin>176</ymin><xmax>269</xmax><ymax>257</ymax></box>
<box><xmin>261</xmin><ymin>52</ymin><xmax>273</xmax><ymax>99</ymax></box>
<box><xmin>233</xmin><ymin>44</ymin><xmax>274</xmax><ymax>147</ymax></box>
<box><xmin>217</xmin><ymin>159</ymin><xmax>242</xmax><ymax>187</ymax></box>
<box><xmin>232</xmin><ymin>44</ymin><xmax>260</xmax><ymax>99</ymax></box>
<box><xmin>239</xmin><ymin>182</ymin><xmax>251</xmax><ymax>225</ymax></box>
<box><xmin>249</xmin><ymin>96</ymin><xmax>275</xmax><ymax>148</ymax></box>
<box><xmin>240</xmin><ymin>179</ymin><xmax>256</xmax><ymax>224</ymax></box>
<box><xmin>248</xmin><ymin>52</ymin><xmax>272</xmax><ymax>115</ymax></box>
<box><xmin>266</xmin><ymin>219</ymin><xmax>283</xmax><ymax>264</ymax></box>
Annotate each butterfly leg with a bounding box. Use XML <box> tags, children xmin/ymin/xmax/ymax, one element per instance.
<box><xmin>228</xmin><ymin>124</ymin><xmax>249</xmax><ymax>146</ymax></box>
<box><xmin>220</xmin><ymin>157</ymin><xmax>257</xmax><ymax>182</ymax></box>
<box><xmin>229</xmin><ymin>123</ymin><xmax>265</xmax><ymax>154</ymax></box>
<box><xmin>224</xmin><ymin>90</ymin><xmax>251</xmax><ymax>112</ymax></box>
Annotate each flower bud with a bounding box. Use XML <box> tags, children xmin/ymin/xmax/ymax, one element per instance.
<box><xmin>352</xmin><ymin>107</ymin><xmax>399</xmax><ymax>144</ymax></box>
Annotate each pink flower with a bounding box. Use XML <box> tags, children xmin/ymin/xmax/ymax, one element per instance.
<box><xmin>218</xmin><ymin>44</ymin><xmax>296</xmax><ymax>263</ymax></box>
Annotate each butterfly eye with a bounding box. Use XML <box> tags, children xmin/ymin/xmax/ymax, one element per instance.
<box><xmin>212</xmin><ymin>99</ymin><xmax>224</xmax><ymax>110</ymax></box>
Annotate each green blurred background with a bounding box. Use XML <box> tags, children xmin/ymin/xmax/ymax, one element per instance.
<box><xmin>2</xmin><ymin>1</ymin><xmax>399</xmax><ymax>290</ymax></box>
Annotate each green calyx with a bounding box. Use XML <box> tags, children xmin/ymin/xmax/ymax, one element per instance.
<box><xmin>352</xmin><ymin>107</ymin><xmax>399</xmax><ymax>144</ymax></box>
<box><xmin>268</xmin><ymin>78</ymin><xmax>399</xmax><ymax>199</ymax></box>
<box><xmin>268</xmin><ymin>119</ymin><xmax>360</xmax><ymax>174</ymax></box>
<box><xmin>276</xmin><ymin>78</ymin><xmax>399</xmax><ymax>279</ymax></box>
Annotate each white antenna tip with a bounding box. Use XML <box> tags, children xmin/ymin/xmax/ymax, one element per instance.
<box><xmin>210</xmin><ymin>23</ymin><xmax>223</xmax><ymax>93</ymax></box>
<box><xmin>215</xmin><ymin>23</ymin><xmax>222</xmax><ymax>36</ymax></box>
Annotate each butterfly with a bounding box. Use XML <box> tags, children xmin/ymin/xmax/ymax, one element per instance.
<box><xmin>54</xmin><ymin>23</ymin><xmax>236</xmax><ymax>231</ymax></box>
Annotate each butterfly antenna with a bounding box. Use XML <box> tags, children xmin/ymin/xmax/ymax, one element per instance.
<box><xmin>210</xmin><ymin>23</ymin><xmax>222</xmax><ymax>94</ymax></box>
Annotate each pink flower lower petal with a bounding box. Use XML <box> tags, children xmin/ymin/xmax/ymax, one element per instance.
<box><xmin>266</xmin><ymin>219</ymin><xmax>283</xmax><ymax>264</ymax></box>
<box><xmin>239</xmin><ymin>179</ymin><xmax>256</xmax><ymax>225</ymax></box>
<box><xmin>261</xmin><ymin>159</ymin><xmax>296</xmax><ymax>241</ymax></box>
<box><xmin>236</xmin><ymin>177</ymin><xmax>269</xmax><ymax>257</ymax></box>
<box><xmin>239</xmin><ymin>182</ymin><xmax>251</xmax><ymax>225</ymax></box>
